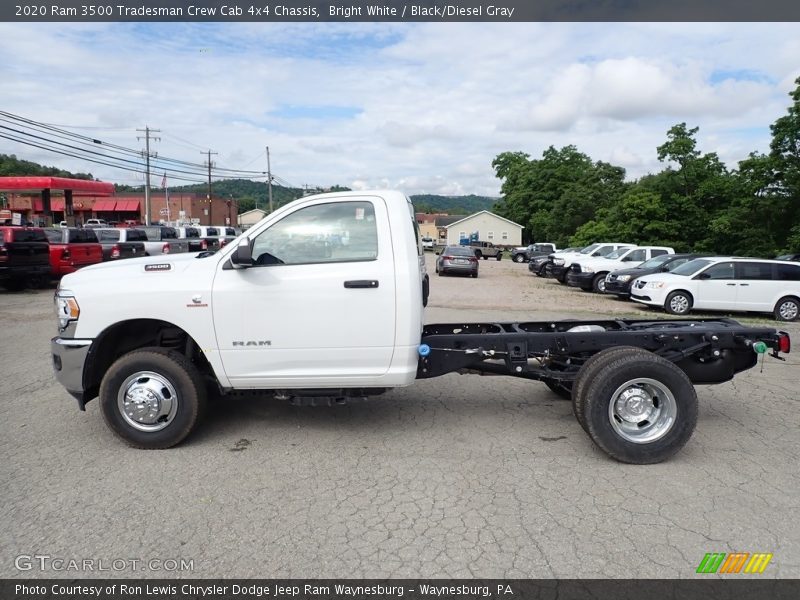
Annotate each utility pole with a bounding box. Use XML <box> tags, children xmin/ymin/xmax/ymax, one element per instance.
<box><xmin>136</xmin><ymin>126</ymin><xmax>160</xmax><ymax>225</ymax></box>
<box><xmin>202</xmin><ymin>149</ymin><xmax>218</xmax><ymax>225</ymax></box>
<box><xmin>266</xmin><ymin>146</ymin><xmax>274</xmax><ymax>213</ymax></box>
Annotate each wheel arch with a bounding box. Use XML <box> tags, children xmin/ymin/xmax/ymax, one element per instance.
<box><xmin>82</xmin><ymin>319</ymin><xmax>218</xmax><ymax>405</ymax></box>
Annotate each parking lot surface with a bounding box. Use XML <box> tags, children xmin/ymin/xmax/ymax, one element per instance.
<box><xmin>2</xmin><ymin>256</ymin><xmax>798</xmax><ymax>579</ymax></box>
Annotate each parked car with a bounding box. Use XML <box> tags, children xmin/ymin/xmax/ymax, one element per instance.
<box><xmin>776</xmin><ymin>253</ymin><xmax>800</xmax><ymax>262</ymax></box>
<box><xmin>604</xmin><ymin>253</ymin><xmax>712</xmax><ymax>298</ymax></box>
<box><xmin>175</xmin><ymin>226</ymin><xmax>211</xmax><ymax>252</ymax></box>
<box><xmin>511</xmin><ymin>243</ymin><xmax>557</xmax><ymax>263</ymax></box>
<box><xmin>93</xmin><ymin>228</ymin><xmax>146</xmax><ymax>261</ymax></box>
<box><xmin>436</xmin><ymin>245</ymin><xmax>479</xmax><ymax>277</ymax></box>
<box><xmin>546</xmin><ymin>243</ymin><xmax>636</xmax><ymax>283</ymax></box>
<box><xmin>194</xmin><ymin>226</ymin><xmax>223</xmax><ymax>252</ymax></box>
<box><xmin>84</xmin><ymin>218</ymin><xmax>108</xmax><ymax>228</ymax></box>
<box><xmin>529</xmin><ymin>247</ymin><xmax>580</xmax><ymax>276</ymax></box>
<box><xmin>139</xmin><ymin>226</ymin><xmax>190</xmax><ymax>255</ymax></box>
<box><xmin>566</xmin><ymin>246</ymin><xmax>675</xmax><ymax>293</ymax></box>
<box><xmin>421</xmin><ymin>236</ymin><xmax>436</xmax><ymax>251</ymax></box>
<box><xmin>43</xmin><ymin>227</ymin><xmax>104</xmax><ymax>277</ymax></box>
<box><xmin>0</xmin><ymin>226</ymin><xmax>51</xmax><ymax>290</ymax></box>
<box><xmin>631</xmin><ymin>257</ymin><xmax>800</xmax><ymax>321</ymax></box>
<box><xmin>213</xmin><ymin>226</ymin><xmax>240</xmax><ymax>248</ymax></box>
<box><xmin>464</xmin><ymin>240</ymin><xmax>503</xmax><ymax>260</ymax></box>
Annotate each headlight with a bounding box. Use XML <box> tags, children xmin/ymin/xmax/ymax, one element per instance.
<box><xmin>55</xmin><ymin>293</ymin><xmax>80</xmax><ymax>329</ymax></box>
<box><xmin>616</xmin><ymin>275</ymin><xmax>631</xmax><ymax>282</ymax></box>
<box><xmin>553</xmin><ymin>258</ymin><xmax>565</xmax><ymax>266</ymax></box>
<box><xmin>645</xmin><ymin>281</ymin><xmax>666</xmax><ymax>289</ymax></box>
<box><xmin>582</xmin><ymin>266</ymin><xmax>595</xmax><ymax>273</ymax></box>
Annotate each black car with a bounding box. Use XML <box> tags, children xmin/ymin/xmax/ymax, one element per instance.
<box><xmin>529</xmin><ymin>247</ymin><xmax>579</xmax><ymax>276</ymax></box>
<box><xmin>604</xmin><ymin>253</ymin><xmax>712</xmax><ymax>298</ymax></box>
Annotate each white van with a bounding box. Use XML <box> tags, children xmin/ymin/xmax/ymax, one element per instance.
<box><xmin>631</xmin><ymin>257</ymin><xmax>800</xmax><ymax>321</ymax></box>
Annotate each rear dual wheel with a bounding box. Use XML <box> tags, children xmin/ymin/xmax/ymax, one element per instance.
<box><xmin>571</xmin><ymin>347</ymin><xmax>698</xmax><ymax>464</ymax></box>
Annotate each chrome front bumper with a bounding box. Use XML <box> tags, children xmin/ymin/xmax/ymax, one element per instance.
<box><xmin>51</xmin><ymin>337</ymin><xmax>93</xmax><ymax>409</ymax></box>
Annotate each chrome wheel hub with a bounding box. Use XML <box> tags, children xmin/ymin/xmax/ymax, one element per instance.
<box><xmin>608</xmin><ymin>378</ymin><xmax>677</xmax><ymax>444</ymax></box>
<box><xmin>670</xmin><ymin>295</ymin><xmax>689</xmax><ymax>313</ymax></box>
<box><xmin>779</xmin><ymin>301</ymin><xmax>798</xmax><ymax>320</ymax></box>
<box><xmin>118</xmin><ymin>371</ymin><xmax>178</xmax><ymax>432</ymax></box>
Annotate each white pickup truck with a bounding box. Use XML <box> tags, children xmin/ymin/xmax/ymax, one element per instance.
<box><xmin>51</xmin><ymin>190</ymin><xmax>791</xmax><ymax>464</ymax></box>
<box><xmin>566</xmin><ymin>246</ymin><xmax>675</xmax><ymax>293</ymax></box>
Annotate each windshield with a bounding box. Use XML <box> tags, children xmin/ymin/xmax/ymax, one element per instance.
<box><xmin>638</xmin><ymin>254</ymin><xmax>674</xmax><ymax>269</ymax></box>
<box><xmin>579</xmin><ymin>244</ymin><xmax>600</xmax><ymax>254</ymax></box>
<box><xmin>444</xmin><ymin>246</ymin><xmax>473</xmax><ymax>256</ymax></box>
<box><xmin>671</xmin><ymin>258</ymin><xmax>715</xmax><ymax>276</ymax></box>
<box><xmin>604</xmin><ymin>248</ymin><xmax>628</xmax><ymax>260</ymax></box>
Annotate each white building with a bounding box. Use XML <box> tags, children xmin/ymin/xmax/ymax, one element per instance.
<box><xmin>443</xmin><ymin>211</ymin><xmax>524</xmax><ymax>246</ymax></box>
<box><xmin>238</xmin><ymin>208</ymin><xmax>268</xmax><ymax>229</ymax></box>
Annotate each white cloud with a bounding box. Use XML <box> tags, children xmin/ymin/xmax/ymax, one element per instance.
<box><xmin>0</xmin><ymin>22</ymin><xmax>799</xmax><ymax>196</ymax></box>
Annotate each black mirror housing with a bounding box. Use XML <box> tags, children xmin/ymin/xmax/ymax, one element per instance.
<box><xmin>231</xmin><ymin>241</ymin><xmax>252</xmax><ymax>267</ymax></box>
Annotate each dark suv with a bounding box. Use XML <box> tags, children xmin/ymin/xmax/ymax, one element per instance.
<box><xmin>0</xmin><ymin>226</ymin><xmax>51</xmax><ymax>290</ymax></box>
<box><xmin>511</xmin><ymin>243</ymin><xmax>556</xmax><ymax>263</ymax></box>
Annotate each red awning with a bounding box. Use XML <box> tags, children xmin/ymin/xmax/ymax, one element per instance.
<box><xmin>51</xmin><ymin>199</ymin><xmax>65</xmax><ymax>211</ymax></box>
<box><xmin>93</xmin><ymin>200</ymin><xmax>117</xmax><ymax>211</ymax></box>
<box><xmin>0</xmin><ymin>176</ymin><xmax>115</xmax><ymax>195</ymax></box>
<box><xmin>117</xmin><ymin>200</ymin><xmax>140</xmax><ymax>211</ymax></box>
<box><xmin>34</xmin><ymin>199</ymin><xmax>43</xmax><ymax>211</ymax></box>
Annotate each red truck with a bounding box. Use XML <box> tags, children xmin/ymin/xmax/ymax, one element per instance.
<box><xmin>43</xmin><ymin>227</ymin><xmax>104</xmax><ymax>277</ymax></box>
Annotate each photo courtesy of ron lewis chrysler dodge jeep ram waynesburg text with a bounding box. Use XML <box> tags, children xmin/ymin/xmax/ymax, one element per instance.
<box><xmin>51</xmin><ymin>191</ymin><xmax>791</xmax><ymax>464</ymax></box>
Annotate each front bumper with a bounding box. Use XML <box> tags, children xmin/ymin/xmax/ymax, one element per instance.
<box><xmin>548</xmin><ymin>264</ymin><xmax>568</xmax><ymax>279</ymax></box>
<box><xmin>566</xmin><ymin>271</ymin><xmax>595</xmax><ymax>288</ymax></box>
<box><xmin>51</xmin><ymin>337</ymin><xmax>93</xmax><ymax>409</ymax></box>
<box><xmin>604</xmin><ymin>279</ymin><xmax>632</xmax><ymax>296</ymax></box>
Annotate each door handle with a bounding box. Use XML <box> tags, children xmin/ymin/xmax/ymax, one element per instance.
<box><xmin>739</xmin><ymin>283</ymin><xmax>749</xmax><ymax>286</ymax></box>
<box><xmin>727</xmin><ymin>283</ymin><xmax>736</xmax><ymax>286</ymax></box>
<box><xmin>344</xmin><ymin>280</ymin><xmax>379</xmax><ymax>289</ymax></box>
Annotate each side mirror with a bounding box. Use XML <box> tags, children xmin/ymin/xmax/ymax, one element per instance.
<box><xmin>230</xmin><ymin>240</ymin><xmax>252</xmax><ymax>267</ymax></box>
<box><xmin>660</xmin><ymin>265</ymin><xmax>671</xmax><ymax>272</ymax></box>
<box><xmin>697</xmin><ymin>272</ymin><xmax>711</xmax><ymax>280</ymax></box>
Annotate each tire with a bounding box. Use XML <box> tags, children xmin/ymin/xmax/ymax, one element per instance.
<box><xmin>99</xmin><ymin>348</ymin><xmax>207</xmax><ymax>449</ymax></box>
<box><xmin>495</xmin><ymin>254</ymin><xmax>502</xmax><ymax>261</ymax></box>
<box><xmin>514</xmin><ymin>254</ymin><xmax>525</xmax><ymax>263</ymax></box>
<box><xmin>475</xmin><ymin>250</ymin><xmax>482</xmax><ymax>259</ymax></box>
<box><xmin>579</xmin><ymin>349</ymin><xmax>698</xmax><ymax>464</ymax></box>
<box><xmin>592</xmin><ymin>273</ymin><xmax>608</xmax><ymax>294</ymax></box>
<box><xmin>482</xmin><ymin>255</ymin><xmax>488</xmax><ymax>260</ymax></box>
<box><xmin>544</xmin><ymin>379</ymin><xmax>572</xmax><ymax>400</ymax></box>
<box><xmin>471</xmin><ymin>272</ymin><xmax>478</xmax><ymax>278</ymax></box>
<box><xmin>665</xmin><ymin>290</ymin><xmax>693</xmax><ymax>315</ymax></box>
<box><xmin>437</xmin><ymin>270</ymin><xmax>444</xmax><ymax>276</ymax></box>
<box><xmin>774</xmin><ymin>296</ymin><xmax>800</xmax><ymax>322</ymax></box>
<box><xmin>572</xmin><ymin>347</ymin><xmax>645</xmax><ymax>433</ymax></box>
<box><xmin>2</xmin><ymin>278</ymin><xmax>27</xmax><ymax>291</ymax></box>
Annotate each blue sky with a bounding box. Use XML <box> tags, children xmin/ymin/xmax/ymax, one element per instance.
<box><xmin>0</xmin><ymin>22</ymin><xmax>798</xmax><ymax>195</ymax></box>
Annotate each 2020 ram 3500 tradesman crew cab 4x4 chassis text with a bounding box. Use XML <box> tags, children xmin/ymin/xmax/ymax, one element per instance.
<box><xmin>51</xmin><ymin>191</ymin><xmax>791</xmax><ymax>464</ymax></box>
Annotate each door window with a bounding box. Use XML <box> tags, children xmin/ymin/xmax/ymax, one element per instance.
<box><xmin>776</xmin><ymin>263</ymin><xmax>800</xmax><ymax>281</ymax></box>
<box><xmin>701</xmin><ymin>262</ymin><xmax>735</xmax><ymax>279</ymax></box>
<box><xmin>251</xmin><ymin>201</ymin><xmax>378</xmax><ymax>266</ymax></box>
<box><xmin>623</xmin><ymin>249</ymin><xmax>646</xmax><ymax>262</ymax></box>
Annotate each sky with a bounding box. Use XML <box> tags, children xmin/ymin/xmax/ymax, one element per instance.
<box><xmin>0</xmin><ymin>22</ymin><xmax>799</xmax><ymax>196</ymax></box>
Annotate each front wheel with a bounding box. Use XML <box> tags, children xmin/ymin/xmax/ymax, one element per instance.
<box><xmin>592</xmin><ymin>273</ymin><xmax>608</xmax><ymax>293</ymax></box>
<box><xmin>665</xmin><ymin>291</ymin><xmax>693</xmax><ymax>315</ymax></box>
<box><xmin>774</xmin><ymin>296</ymin><xmax>800</xmax><ymax>321</ymax></box>
<box><xmin>577</xmin><ymin>349</ymin><xmax>698</xmax><ymax>464</ymax></box>
<box><xmin>514</xmin><ymin>254</ymin><xmax>525</xmax><ymax>263</ymax></box>
<box><xmin>495</xmin><ymin>254</ymin><xmax>502</xmax><ymax>261</ymax></box>
<box><xmin>99</xmin><ymin>348</ymin><xmax>207</xmax><ymax>449</ymax></box>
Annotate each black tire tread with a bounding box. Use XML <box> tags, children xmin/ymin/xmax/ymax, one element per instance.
<box><xmin>99</xmin><ymin>347</ymin><xmax>207</xmax><ymax>449</ymax></box>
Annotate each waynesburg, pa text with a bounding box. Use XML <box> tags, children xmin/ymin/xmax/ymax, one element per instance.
<box><xmin>15</xmin><ymin>583</ymin><xmax>515</xmax><ymax>597</ymax></box>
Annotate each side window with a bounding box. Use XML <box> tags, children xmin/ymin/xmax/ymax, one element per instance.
<box><xmin>459</xmin><ymin>231</ymin><xmax>466</xmax><ymax>240</ymax></box>
<box><xmin>97</xmin><ymin>230</ymin><xmax>118</xmax><ymax>242</ymax></box>
<box><xmin>251</xmin><ymin>201</ymin><xmax>378</xmax><ymax>266</ymax></box>
<box><xmin>625</xmin><ymin>249</ymin><xmax>646</xmax><ymax>262</ymax></box>
<box><xmin>737</xmin><ymin>262</ymin><xmax>773</xmax><ymax>280</ymax></box>
<box><xmin>776</xmin><ymin>263</ymin><xmax>800</xmax><ymax>281</ymax></box>
<box><xmin>502</xmin><ymin>231</ymin><xmax>509</xmax><ymax>240</ymax></box>
<box><xmin>702</xmin><ymin>262</ymin><xmax>735</xmax><ymax>280</ymax></box>
<box><xmin>595</xmin><ymin>245</ymin><xmax>613</xmax><ymax>256</ymax></box>
<box><xmin>651</xmin><ymin>249</ymin><xmax>668</xmax><ymax>257</ymax></box>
